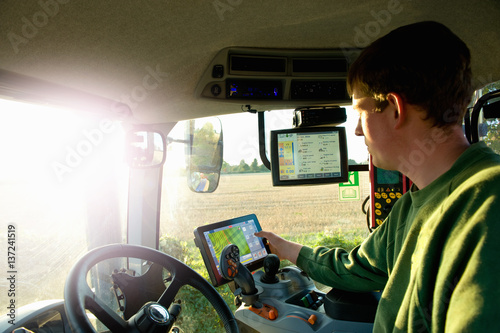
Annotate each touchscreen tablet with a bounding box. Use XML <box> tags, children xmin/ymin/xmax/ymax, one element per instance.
<box><xmin>193</xmin><ymin>214</ymin><xmax>269</xmax><ymax>287</ymax></box>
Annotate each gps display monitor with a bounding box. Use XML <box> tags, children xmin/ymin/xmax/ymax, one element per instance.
<box><xmin>193</xmin><ymin>214</ymin><xmax>269</xmax><ymax>287</ymax></box>
<box><xmin>270</xmin><ymin>127</ymin><xmax>348</xmax><ymax>186</ymax></box>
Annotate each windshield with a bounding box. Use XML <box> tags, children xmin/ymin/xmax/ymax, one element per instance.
<box><xmin>161</xmin><ymin>108</ymin><xmax>369</xmax><ymax>243</ymax></box>
<box><xmin>157</xmin><ymin>109</ymin><xmax>372</xmax><ymax>330</ymax></box>
<box><xmin>160</xmin><ymin>109</ymin><xmax>371</xmax><ymax>255</ymax></box>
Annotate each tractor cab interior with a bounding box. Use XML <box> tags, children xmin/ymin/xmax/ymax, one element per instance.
<box><xmin>1</xmin><ymin>1</ymin><xmax>499</xmax><ymax>332</ymax></box>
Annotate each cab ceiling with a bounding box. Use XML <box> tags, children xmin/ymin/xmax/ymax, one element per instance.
<box><xmin>0</xmin><ymin>0</ymin><xmax>499</xmax><ymax>123</ymax></box>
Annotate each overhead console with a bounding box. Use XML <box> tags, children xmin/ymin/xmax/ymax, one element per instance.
<box><xmin>195</xmin><ymin>48</ymin><xmax>351</xmax><ymax>106</ymax></box>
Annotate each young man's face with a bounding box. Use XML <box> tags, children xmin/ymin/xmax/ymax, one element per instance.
<box><xmin>352</xmin><ymin>88</ymin><xmax>395</xmax><ymax>170</ymax></box>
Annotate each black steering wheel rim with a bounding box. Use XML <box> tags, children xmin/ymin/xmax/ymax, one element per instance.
<box><xmin>64</xmin><ymin>243</ymin><xmax>239</xmax><ymax>333</ymax></box>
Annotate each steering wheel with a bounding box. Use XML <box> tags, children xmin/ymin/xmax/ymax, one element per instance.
<box><xmin>64</xmin><ymin>244</ymin><xmax>239</xmax><ymax>332</ymax></box>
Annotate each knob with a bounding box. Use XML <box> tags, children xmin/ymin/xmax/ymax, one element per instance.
<box><xmin>261</xmin><ymin>254</ymin><xmax>280</xmax><ymax>284</ymax></box>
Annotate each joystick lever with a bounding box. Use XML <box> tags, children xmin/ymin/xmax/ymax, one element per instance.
<box><xmin>261</xmin><ymin>254</ymin><xmax>280</xmax><ymax>284</ymax></box>
<box><xmin>220</xmin><ymin>245</ymin><xmax>280</xmax><ymax>321</ymax></box>
<box><xmin>220</xmin><ymin>244</ymin><xmax>260</xmax><ymax>305</ymax></box>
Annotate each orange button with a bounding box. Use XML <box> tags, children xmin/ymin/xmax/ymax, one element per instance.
<box><xmin>308</xmin><ymin>314</ymin><xmax>317</xmax><ymax>325</ymax></box>
<box><xmin>269</xmin><ymin>309</ymin><xmax>277</xmax><ymax>320</ymax></box>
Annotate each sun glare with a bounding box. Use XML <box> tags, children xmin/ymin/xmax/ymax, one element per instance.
<box><xmin>0</xmin><ymin>99</ymin><xmax>79</xmax><ymax>180</ymax></box>
<box><xmin>1</xmin><ymin>98</ymin><xmax>125</xmax><ymax>175</ymax></box>
<box><xmin>0</xmin><ymin>97</ymin><xmax>128</xmax><ymax>228</ymax></box>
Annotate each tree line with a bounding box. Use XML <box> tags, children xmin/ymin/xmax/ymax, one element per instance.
<box><xmin>222</xmin><ymin>158</ymin><xmax>363</xmax><ymax>174</ymax></box>
<box><xmin>222</xmin><ymin>158</ymin><xmax>269</xmax><ymax>174</ymax></box>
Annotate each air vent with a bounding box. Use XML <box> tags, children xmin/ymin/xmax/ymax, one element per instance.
<box><xmin>230</xmin><ymin>55</ymin><xmax>287</xmax><ymax>75</ymax></box>
<box><xmin>292</xmin><ymin>58</ymin><xmax>347</xmax><ymax>74</ymax></box>
<box><xmin>291</xmin><ymin>80</ymin><xmax>348</xmax><ymax>100</ymax></box>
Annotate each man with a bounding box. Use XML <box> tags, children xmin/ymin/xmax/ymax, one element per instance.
<box><xmin>256</xmin><ymin>21</ymin><xmax>500</xmax><ymax>332</ymax></box>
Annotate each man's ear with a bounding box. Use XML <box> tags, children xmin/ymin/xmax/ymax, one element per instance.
<box><xmin>387</xmin><ymin>92</ymin><xmax>405</xmax><ymax>129</ymax></box>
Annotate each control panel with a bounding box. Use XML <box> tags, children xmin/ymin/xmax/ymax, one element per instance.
<box><xmin>196</xmin><ymin>219</ymin><xmax>378</xmax><ymax>332</ymax></box>
<box><xmin>370</xmin><ymin>157</ymin><xmax>411</xmax><ymax>228</ymax></box>
<box><xmin>220</xmin><ymin>244</ymin><xmax>374</xmax><ymax>332</ymax></box>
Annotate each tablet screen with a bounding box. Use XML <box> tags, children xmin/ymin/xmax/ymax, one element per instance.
<box><xmin>194</xmin><ymin>214</ymin><xmax>269</xmax><ymax>287</ymax></box>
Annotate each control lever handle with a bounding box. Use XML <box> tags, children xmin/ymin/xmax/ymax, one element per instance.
<box><xmin>220</xmin><ymin>244</ymin><xmax>280</xmax><ymax>319</ymax></box>
<box><xmin>220</xmin><ymin>244</ymin><xmax>257</xmax><ymax>295</ymax></box>
<box><xmin>261</xmin><ymin>254</ymin><xmax>280</xmax><ymax>284</ymax></box>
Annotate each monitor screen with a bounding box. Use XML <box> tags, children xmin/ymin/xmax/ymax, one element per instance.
<box><xmin>376</xmin><ymin>168</ymin><xmax>400</xmax><ymax>185</ymax></box>
<box><xmin>270</xmin><ymin>127</ymin><xmax>348</xmax><ymax>186</ymax></box>
<box><xmin>193</xmin><ymin>214</ymin><xmax>269</xmax><ymax>287</ymax></box>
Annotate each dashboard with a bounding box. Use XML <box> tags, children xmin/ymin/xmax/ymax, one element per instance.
<box><xmin>0</xmin><ymin>300</ymin><xmax>69</xmax><ymax>333</ymax></box>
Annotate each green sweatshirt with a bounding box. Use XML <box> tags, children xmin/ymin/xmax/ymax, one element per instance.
<box><xmin>297</xmin><ymin>142</ymin><xmax>500</xmax><ymax>332</ymax></box>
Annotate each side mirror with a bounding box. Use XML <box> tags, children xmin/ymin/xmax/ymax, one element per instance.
<box><xmin>186</xmin><ymin>118</ymin><xmax>223</xmax><ymax>193</ymax></box>
<box><xmin>126</xmin><ymin>131</ymin><xmax>166</xmax><ymax>168</ymax></box>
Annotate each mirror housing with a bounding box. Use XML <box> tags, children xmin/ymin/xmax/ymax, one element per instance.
<box><xmin>126</xmin><ymin>131</ymin><xmax>166</xmax><ymax>168</ymax></box>
<box><xmin>186</xmin><ymin>118</ymin><xmax>223</xmax><ymax>193</ymax></box>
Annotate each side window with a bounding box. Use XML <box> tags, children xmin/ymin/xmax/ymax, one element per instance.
<box><xmin>472</xmin><ymin>80</ymin><xmax>500</xmax><ymax>153</ymax></box>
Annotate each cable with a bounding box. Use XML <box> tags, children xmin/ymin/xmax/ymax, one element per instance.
<box><xmin>361</xmin><ymin>195</ymin><xmax>373</xmax><ymax>233</ymax></box>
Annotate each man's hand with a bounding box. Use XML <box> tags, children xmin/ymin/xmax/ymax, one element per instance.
<box><xmin>255</xmin><ymin>231</ymin><xmax>303</xmax><ymax>265</ymax></box>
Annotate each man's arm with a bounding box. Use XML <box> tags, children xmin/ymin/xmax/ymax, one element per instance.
<box><xmin>256</xmin><ymin>229</ymin><xmax>388</xmax><ymax>292</ymax></box>
<box><xmin>254</xmin><ymin>230</ymin><xmax>303</xmax><ymax>264</ymax></box>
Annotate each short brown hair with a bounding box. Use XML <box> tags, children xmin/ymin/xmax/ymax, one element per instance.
<box><xmin>347</xmin><ymin>21</ymin><xmax>473</xmax><ymax>127</ymax></box>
